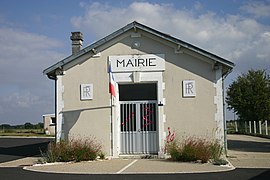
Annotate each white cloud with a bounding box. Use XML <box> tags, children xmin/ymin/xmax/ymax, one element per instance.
<box><xmin>240</xmin><ymin>1</ymin><xmax>270</xmax><ymax>18</ymax></box>
<box><xmin>194</xmin><ymin>1</ymin><xmax>203</xmax><ymax>11</ymax></box>
<box><xmin>0</xmin><ymin>27</ymin><xmax>65</xmax><ymax>124</ymax></box>
<box><xmin>71</xmin><ymin>2</ymin><xmax>178</xmax><ymax>40</ymax></box>
<box><xmin>0</xmin><ymin>28</ymin><xmax>64</xmax><ymax>85</ymax></box>
<box><xmin>1</xmin><ymin>92</ymin><xmax>39</xmax><ymax>108</ymax></box>
<box><xmin>71</xmin><ymin>1</ymin><xmax>270</xmax><ymax>77</ymax></box>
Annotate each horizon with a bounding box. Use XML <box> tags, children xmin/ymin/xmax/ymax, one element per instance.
<box><xmin>0</xmin><ymin>0</ymin><xmax>269</xmax><ymax>125</ymax></box>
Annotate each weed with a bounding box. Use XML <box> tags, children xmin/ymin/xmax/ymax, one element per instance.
<box><xmin>41</xmin><ymin>138</ymin><xmax>103</xmax><ymax>163</ymax></box>
<box><xmin>98</xmin><ymin>152</ymin><xmax>106</xmax><ymax>160</ymax></box>
<box><xmin>167</xmin><ymin>137</ymin><xmax>224</xmax><ymax>164</ymax></box>
<box><xmin>212</xmin><ymin>158</ymin><xmax>228</xmax><ymax>165</ymax></box>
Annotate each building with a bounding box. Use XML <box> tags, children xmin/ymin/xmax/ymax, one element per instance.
<box><xmin>42</xmin><ymin>114</ymin><xmax>55</xmax><ymax>135</ymax></box>
<box><xmin>44</xmin><ymin>21</ymin><xmax>234</xmax><ymax>158</ymax></box>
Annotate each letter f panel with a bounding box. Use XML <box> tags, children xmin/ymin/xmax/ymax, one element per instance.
<box><xmin>182</xmin><ymin>80</ymin><xmax>196</xmax><ymax>97</ymax></box>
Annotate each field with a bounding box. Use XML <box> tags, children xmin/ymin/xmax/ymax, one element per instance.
<box><xmin>0</xmin><ymin>128</ymin><xmax>52</xmax><ymax>137</ymax></box>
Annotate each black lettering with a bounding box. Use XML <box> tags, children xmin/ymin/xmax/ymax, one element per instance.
<box><xmin>116</xmin><ymin>59</ymin><xmax>125</xmax><ymax>67</ymax></box>
<box><xmin>126</xmin><ymin>59</ymin><xmax>134</xmax><ymax>67</ymax></box>
<box><xmin>149</xmin><ymin>58</ymin><xmax>156</xmax><ymax>66</ymax></box>
<box><xmin>138</xmin><ymin>58</ymin><xmax>145</xmax><ymax>66</ymax></box>
<box><xmin>145</xmin><ymin>58</ymin><xmax>148</xmax><ymax>66</ymax></box>
<box><xmin>134</xmin><ymin>58</ymin><xmax>137</xmax><ymax>67</ymax></box>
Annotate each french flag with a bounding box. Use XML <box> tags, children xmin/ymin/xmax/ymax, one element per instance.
<box><xmin>109</xmin><ymin>64</ymin><xmax>116</xmax><ymax>97</ymax></box>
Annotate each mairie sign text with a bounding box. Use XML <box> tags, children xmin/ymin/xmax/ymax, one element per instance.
<box><xmin>109</xmin><ymin>54</ymin><xmax>165</xmax><ymax>72</ymax></box>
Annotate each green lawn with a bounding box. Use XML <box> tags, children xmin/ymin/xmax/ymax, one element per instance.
<box><xmin>0</xmin><ymin>129</ymin><xmax>53</xmax><ymax>137</ymax></box>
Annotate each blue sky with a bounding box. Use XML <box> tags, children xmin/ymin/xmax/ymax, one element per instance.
<box><xmin>0</xmin><ymin>0</ymin><xmax>270</xmax><ymax>125</ymax></box>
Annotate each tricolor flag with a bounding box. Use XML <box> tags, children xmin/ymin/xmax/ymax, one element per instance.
<box><xmin>109</xmin><ymin>64</ymin><xmax>116</xmax><ymax>97</ymax></box>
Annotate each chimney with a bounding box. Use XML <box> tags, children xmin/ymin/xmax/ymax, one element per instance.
<box><xmin>70</xmin><ymin>32</ymin><xmax>83</xmax><ymax>55</ymax></box>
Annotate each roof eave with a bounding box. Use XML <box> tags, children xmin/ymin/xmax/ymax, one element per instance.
<box><xmin>43</xmin><ymin>21</ymin><xmax>235</xmax><ymax>77</ymax></box>
<box><xmin>43</xmin><ymin>22</ymin><xmax>137</xmax><ymax>76</ymax></box>
<box><xmin>132</xmin><ymin>21</ymin><xmax>235</xmax><ymax>69</ymax></box>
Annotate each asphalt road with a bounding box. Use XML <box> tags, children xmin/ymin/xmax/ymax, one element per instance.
<box><xmin>0</xmin><ymin>137</ymin><xmax>53</xmax><ymax>163</ymax></box>
<box><xmin>0</xmin><ymin>136</ymin><xmax>269</xmax><ymax>180</ymax></box>
<box><xmin>0</xmin><ymin>167</ymin><xmax>269</xmax><ymax>180</ymax></box>
<box><xmin>228</xmin><ymin>138</ymin><xmax>270</xmax><ymax>153</ymax></box>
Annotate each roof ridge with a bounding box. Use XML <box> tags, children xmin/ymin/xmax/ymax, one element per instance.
<box><xmin>43</xmin><ymin>21</ymin><xmax>234</xmax><ymax>78</ymax></box>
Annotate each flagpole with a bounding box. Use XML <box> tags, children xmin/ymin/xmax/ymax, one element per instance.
<box><xmin>109</xmin><ymin>61</ymin><xmax>113</xmax><ymax>157</ymax></box>
<box><xmin>109</xmin><ymin>60</ymin><xmax>119</xmax><ymax>157</ymax></box>
<box><xmin>110</xmin><ymin>92</ymin><xmax>113</xmax><ymax>157</ymax></box>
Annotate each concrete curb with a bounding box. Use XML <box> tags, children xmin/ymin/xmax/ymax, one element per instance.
<box><xmin>0</xmin><ymin>136</ymin><xmax>54</xmax><ymax>139</ymax></box>
<box><xmin>23</xmin><ymin>159</ymin><xmax>235</xmax><ymax>175</ymax></box>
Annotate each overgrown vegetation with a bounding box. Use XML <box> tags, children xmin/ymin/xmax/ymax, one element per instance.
<box><xmin>41</xmin><ymin>138</ymin><xmax>103</xmax><ymax>163</ymax></box>
<box><xmin>167</xmin><ymin>137</ymin><xmax>226</xmax><ymax>165</ymax></box>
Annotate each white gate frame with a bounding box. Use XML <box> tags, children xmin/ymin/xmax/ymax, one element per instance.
<box><xmin>112</xmin><ymin>71</ymin><xmax>164</xmax><ymax>157</ymax></box>
<box><xmin>119</xmin><ymin>101</ymin><xmax>158</xmax><ymax>154</ymax></box>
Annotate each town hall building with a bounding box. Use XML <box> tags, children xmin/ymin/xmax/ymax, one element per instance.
<box><xmin>44</xmin><ymin>21</ymin><xmax>234</xmax><ymax>158</ymax></box>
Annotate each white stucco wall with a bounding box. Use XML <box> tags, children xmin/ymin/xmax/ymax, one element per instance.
<box><xmin>57</xmin><ymin>29</ymin><xmax>225</xmax><ymax>156</ymax></box>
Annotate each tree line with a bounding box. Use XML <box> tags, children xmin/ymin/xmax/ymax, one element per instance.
<box><xmin>0</xmin><ymin>122</ymin><xmax>44</xmax><ymax>130</ymax></box>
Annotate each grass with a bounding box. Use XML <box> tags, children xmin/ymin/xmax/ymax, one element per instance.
<box><xmin>0</xmin><ymin>130</ymin><xmax>50</xmax><ymax>137</ymax></box>
<box><xmin>0</xmin><ymin>132</ymin><xmax>51</xmax><ymax>137</ymax></box>
<box><xmin>41</xmin><ymin>138</ymin><xmax>103</xmax><ymax>163</ymax></box>
<box><xmin>167</xmin><ymin>137</ymin><xmax>226</xmax><ymax>164</ymax></box>
<box><xmin>0</xmin><ymin>129</ymin><xmax>52</xmax><ymax>137</ymax></box>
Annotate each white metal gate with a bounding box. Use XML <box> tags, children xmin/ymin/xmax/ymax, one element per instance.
<box><xmin>120</xmin><ymin>101</ymin><xmax>158</xmax><ymax>154</ymax></box>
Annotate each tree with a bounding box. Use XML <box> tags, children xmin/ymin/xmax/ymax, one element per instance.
<box><xmin>24</xmin><ymin>122</ymin><xmax>33</xmax><ymax>129</ymax></box>
<box><xmin>226</xmin><ymin>69</ymin><xmax>270</xmax><ymax>122</ymax></box>
<box><xmin>34</xmin><ymin>123</ymin><xmax>44</xmax><ymax>129</ymax></box>
<box><xmin>0</xmin><ymin>124</ymin><xmax>11</xmax><ymax>129</ymax></box>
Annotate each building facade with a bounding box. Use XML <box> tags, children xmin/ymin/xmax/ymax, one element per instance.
<box><xmin>43</xmin><ymin>114</ymin><xmax>55</xmax><ymax>135</ymax></box>
<box><xmin>44</xmin><ymin>21</ymin><xmax>234</xmax><ymax>158</ymax></box>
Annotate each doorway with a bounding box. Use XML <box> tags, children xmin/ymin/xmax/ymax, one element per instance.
<box><xmin>119</xmin><ymin>83</ymin><xmax>158</xmax><ymax>154</ymax></box>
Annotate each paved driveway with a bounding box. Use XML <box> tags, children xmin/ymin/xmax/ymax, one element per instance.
<box><xmin>227</xmin><ymin>134</ymin><xmax>270</xmax><ymax>168</ymax></box>
<box><xmin>23</xmin><ymin>158</ymin><xmax>233</xmax><ymax>174</ymax></box>
<box><xmin>0</xmin><ymin>135</ymin><xmax>270</xmax><ymax>179</ymax></box>
<box><xmin>0</xmin><ymin>137</ymin><xmax>53</xmax><ymax>163</ymax></box>
<box><xmin>1</xmin><ymin>135</ymin><xmax>270</xmax><ymax>173</ymax></box>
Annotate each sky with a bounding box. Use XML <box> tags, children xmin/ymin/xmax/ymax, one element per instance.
<box><xmin>0</xmin><ymin>0</ymin><xmax>269</xmax><ymax>125</ymax></box>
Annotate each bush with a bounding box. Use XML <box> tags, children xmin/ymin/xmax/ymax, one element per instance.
<box><xmin>42</xmin><ymin>138</ymin><xmax>102</xmax><ymax>163</ymax></box>
<box><xmin>168</xmin><ymin>141</ymin><xmax>182</xmax><ymax>161</ymax></box>
<box><xmin>167</xmin><ymin>137</ymin><xmax>223</xmax><ymax>163</ymax></box>
<box><xmin>98</xmin><ymin>152</ymin><xmax>105</xmax><ymax>160</ymax></box>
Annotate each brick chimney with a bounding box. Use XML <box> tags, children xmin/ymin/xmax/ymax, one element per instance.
<box><xmin>70</xmin><ymin>32</ymin><xmax>83</xmax><ymax>55</ymax></box>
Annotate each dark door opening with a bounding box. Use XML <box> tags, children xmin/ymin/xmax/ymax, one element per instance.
<box><xmin>119</xmin><ymin>83</ymin><xmax>157</xmax><ymax>101</ymax></box>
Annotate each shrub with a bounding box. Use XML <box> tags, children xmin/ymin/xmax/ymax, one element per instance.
<box><xmin>42</xmin><ymin>138</ymin><xmax>102</xmax><ymax>163</ymax></box>
<box><xmin>209</xmin><ymin>140</ymin><xmax>223</xmax><ymax>161</ymax></box>
<box><xmin>167</xmin><ymin>137</ymin><xmax>223</xmax><ymax>163</ymax></box>
<box><xmin>167</xmin><ymin>141</ymin><xmax>181</xmax><ymax>161</ymax></box>
<box><xmin>98</xmin><ymin>152</ymin><xmax>105</xmax><ymax>160</ymax></box>
<box><xmin>212</xmin><ymin>158</ymin><xmax>228</xmax><ymax>165</ymax></box>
